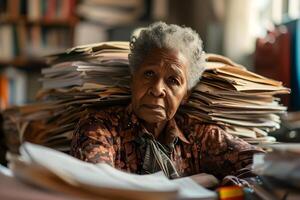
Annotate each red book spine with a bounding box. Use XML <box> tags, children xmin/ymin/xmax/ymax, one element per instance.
<box><xmin>45</xmin><ymin>0</ymin><xmax>56</xmax><ymax>21</ymax></box>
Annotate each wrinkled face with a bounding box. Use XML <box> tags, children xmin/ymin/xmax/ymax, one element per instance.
<box><xmin>131</xmin><ymin>48</ymin><xmax>188</xmax><ymax>124</ymax></box>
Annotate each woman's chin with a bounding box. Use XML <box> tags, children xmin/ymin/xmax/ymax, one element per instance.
<box><xmin>135</xmin><ymin>107</ymin><xmax>167</xmax><ymax>123</ymax></box>
<box><xmin>144</xmin><ymin>117</ymin><xmax>166</xmax><ymax>124</ymax></box>
<box><xmin>138</xmin><ymin>112</ymin><xmax>167</xmax><ymax>124</ymax></box>
<box><xmin>139</xmin><ymin>113</ymin><xmax>166</xmax><ymax>123</ymax></box>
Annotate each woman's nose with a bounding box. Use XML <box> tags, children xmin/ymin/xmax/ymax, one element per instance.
<box><xmin>149</xmin><ymin>79</ymin><xmax>166</xmax><ymax>98</ymax></box>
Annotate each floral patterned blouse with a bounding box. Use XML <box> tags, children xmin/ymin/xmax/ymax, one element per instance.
<box><xmin>70</xmin><ymin>104</ymin><xmax>264</xmax><ymax>184</ymax></box>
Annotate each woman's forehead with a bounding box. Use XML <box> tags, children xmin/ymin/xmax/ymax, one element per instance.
<box><xmin>142</xmin><ymin>48</ymin><xmax>188</xmax><ymax>68</ymax></box>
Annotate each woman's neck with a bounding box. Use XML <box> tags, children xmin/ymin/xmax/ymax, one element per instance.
<box><xmin>144</xmin><ymin>121</ymin><xmax>167</xmax><ymax>139</ymax></box>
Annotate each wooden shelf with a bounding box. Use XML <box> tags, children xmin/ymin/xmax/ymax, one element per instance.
<box><xmin>0</xmin><ymin>17</ymin><xmax>78</xmax><ymax>27</ymax></box>
<box><xmin>0</xmin><ymin>57</ymin><xmax>48</xmax><ymax>69</ymax></box>
<box><xmin>0</xmin><ymin>17</ymin><xmax>76</xmax><ymax>69</ymax></box>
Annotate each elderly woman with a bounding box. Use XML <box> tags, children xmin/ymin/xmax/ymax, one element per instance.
<box><xmin>71</xmin><ymin>22</ymin><xmax>264</xmax><ymax>187</ymax></box>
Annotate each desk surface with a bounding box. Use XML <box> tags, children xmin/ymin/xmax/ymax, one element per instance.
<box><xmin>0</xmin><ymin>174</ymin><xmax>83</xmax><ymax>200</ymax></box>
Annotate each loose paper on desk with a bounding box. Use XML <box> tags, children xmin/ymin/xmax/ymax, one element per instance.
<box><xmin>9</xmin><ymin>142</ymin><xmax>217</xmax><ymax>200</ymax></box>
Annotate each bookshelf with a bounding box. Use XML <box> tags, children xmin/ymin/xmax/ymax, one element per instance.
<box><xmin>0</xmin><ymin>17</ymin><xmax>77</xmax><ymax>69</ymax></box>
<box><xmin>0</xmin><ymin>0</ymin><xmax>77</xmax><ymax>68</ymax></box>
<box><xmin>0</xmin><ymin>0</ymin><xmax>78</xmax><ymax>110</ymax></box>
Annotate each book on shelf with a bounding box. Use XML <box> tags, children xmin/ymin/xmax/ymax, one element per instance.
<box><xmin>0</xmin><ymin>74</ymin><xmax>9</xmax><ymax>110</ymax></box>
<box><xmin>0</xmin><ymin>0</ymin><xmax>77</xmax><ymax>61</ymax></box>
<box><xmin>0</xmin><ymin>23</ymin><xmax>74</xmax><ymax>60</ymax></box>
<box><xmin>0</xmin><ymin>24</ymin><xmax>14</xmax><ymax>60</ymax></box>
<box><xmin>0</xmin><ymin>0</ymin><xmax>76</xmax><ymax>21</ymax></box>
<box><xmin>0</xmin><ymin>67</ymin><xmax>27</xmax><ymax>110</ymax></box>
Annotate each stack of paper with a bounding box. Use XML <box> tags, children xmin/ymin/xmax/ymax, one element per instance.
<box><xmin>180</xmin><ymin>55</ymin><xmax>290</xmax><ymax>144</ymax></box>
<box><xmin>3</xmin><ymin>42</ymin><xmax>289</xmax><ymax>154</ymax></box>
<box><xmin>3</xmin><ymin>42</ymin><xmax>131</xmax><ymax>153</ymax></box>
<box><xmin>8</xmin><ymin>142</ymin><xmax>217</xmax><ymax>200</ymax></box>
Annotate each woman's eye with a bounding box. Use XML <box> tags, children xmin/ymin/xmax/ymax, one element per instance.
<box><xmin>144</xmin><ymin>70</ymin><xmax>154</xmax><ymax>78</ymax></box>
<box><xmin>168</xmin><ymin>77</ymin><xmax>180</xmax><ymax>85</ymax></box>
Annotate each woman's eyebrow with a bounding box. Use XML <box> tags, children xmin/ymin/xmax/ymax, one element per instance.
<box><xmin>168</xmin><ymin>65</ymin><xmax>184</xmax><ymax>77</ymax></box>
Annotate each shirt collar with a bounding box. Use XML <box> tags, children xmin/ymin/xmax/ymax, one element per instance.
<box><xmin>125</xmin><ymin>104</ymin><xmax>190</xmax><ymax>146</ymax></box>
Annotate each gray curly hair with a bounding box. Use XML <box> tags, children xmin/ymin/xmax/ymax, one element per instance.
<box><xmin>128</xmin><ymin>21</ymin><xmax>206</xmax><ymax>90</ymax></box>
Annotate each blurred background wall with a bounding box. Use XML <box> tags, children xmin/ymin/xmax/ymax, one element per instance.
<box><xmin>0</xmin><ymin>0</ymin><xmax>299</xmax><ymax>111</ymax></box>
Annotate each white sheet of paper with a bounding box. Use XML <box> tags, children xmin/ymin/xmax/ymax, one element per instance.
<box><xmin>20</xmin><ymin>142</ymin><xmax>217</xmax><ymax>200</ymax></box>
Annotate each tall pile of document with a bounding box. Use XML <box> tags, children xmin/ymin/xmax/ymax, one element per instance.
<box><xmin>3</xmin><ymin>42</ymin><xmax>131</xmax><ymax>153</ymax></box>
<box><xmin>3</xmin><ymin>42</ymin><xmax>290</xmax><ymax>153</ymax></box>
<box><xmin>180</xmin><ymin>55</ymin><xmax>290</xmax><ymax>144</ymax></box>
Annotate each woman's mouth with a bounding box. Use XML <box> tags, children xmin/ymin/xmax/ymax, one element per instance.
<box><xmin>142</xmin><ymin>104</ymin><xmax>165</xmax><ymax>110</ymax></box>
